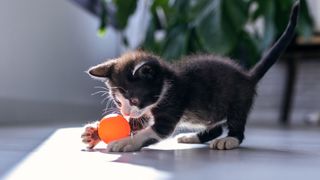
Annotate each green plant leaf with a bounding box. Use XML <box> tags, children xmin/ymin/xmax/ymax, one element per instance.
<box><xmin>253</xmin><ymin>0</ymin><xmax>276</xmax><ymax>50</ymax></box>
<box><xmin>97</xmin><ymin>27</ymin><xmax>107</xmax><ymax>38</ymax></box>
<box><xmin>112</xmin><ymin>0</ymin><xmax>138</xmax><ymax>30</ymax></box>
<box><xmin>140</xmin><ymin>0</ymin><xmax>314</xmax><ymax>64</ymax></box>
<box><xmin>223</xmin><ymin>0</ymin><xmax>248</xmax><ymax>32</ymax></box>
<box><xmin>195</xmin><ymin>0</ymin><xmax>249</xmax><ymax>55</ymax></box>
<box><xmin>231</xmin><ymin>31</ymin><xmax>261</xmax><ymax>68</ymax></box>
<box><xmin>187</xmin><ymin>27</ymin><xmax>206</xmax><ymax>53</ymax></box>
<box><xmin>142</xmin><ymin>16</ymin><xmax>163</xmax><ymax>54</ymax></box>
<box><xmin>297</xmin><ymin>0</ymin><xmax>314</xmax><ymax>38</ymax></box>
<box><xmin>162</xmin><ymin>25</ymin><xmax>189</xmax><ymax>60</ymax></box>
<box><xmin>195</xmin><ymin>0</ymin><xmax>234</xmax><ymax>54</ymax></box>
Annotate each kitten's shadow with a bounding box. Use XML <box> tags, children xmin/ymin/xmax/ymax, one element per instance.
<box><xmin>82</xmin><ymin>148</ymin><xmax>110</xmax><ymax>154</ymax></box>
<box><xmin>83</xmin><ymin>145</ymin><xmax>307</xmax><ymax>172</ymax></box>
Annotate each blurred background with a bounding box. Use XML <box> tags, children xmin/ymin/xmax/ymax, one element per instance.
<box><xmin>1</xmin><ymin>0</ymin><xmax>320</xmax><ymax>127</ymax></box>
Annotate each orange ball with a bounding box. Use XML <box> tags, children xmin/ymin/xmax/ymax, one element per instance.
<box><xmin>98</xmin><ymin>114</ymin><xmax>131</xmax><ymax>144</ymax></box>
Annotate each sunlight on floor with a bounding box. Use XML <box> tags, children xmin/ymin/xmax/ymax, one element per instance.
<box><xmin>3</xmin><ymin>128</ymin><xmax>171</xmax><ymax>180</ymax></box>
<box><xmin>3</xmin><ymin>127</ymin><xmax>320</xmax><ymax>180</ymax></box>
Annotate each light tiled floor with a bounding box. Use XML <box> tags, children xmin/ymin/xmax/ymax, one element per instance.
<box><xmin>1</xmin><ymin>125</ymin><xmax>320</xmax><ymax>180</ymax></box>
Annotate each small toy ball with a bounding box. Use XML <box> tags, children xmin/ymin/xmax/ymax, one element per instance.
<box><xmin>98</xmin><ymin>114</ymin><xmax>131</xmax><ymax>144</ymax></box>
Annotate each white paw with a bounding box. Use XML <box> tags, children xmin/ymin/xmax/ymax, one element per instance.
<box><xmin>177</xmin><ymin>134</ymin><xmax>200</xmax><ymax>144</ymax></box>
<box><xmin>209</xmin><ymin>137</ymin><xmax>239</xmax><ymax>150</ymax></box>
<box><xmin>106</xmin><ymin>137</ymin><xmax>141</xmax><ymax>152</ymax></box>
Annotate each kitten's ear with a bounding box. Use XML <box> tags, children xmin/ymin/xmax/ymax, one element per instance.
<box><xmin>133</xmin><ymin>60</ymin><xmax>160</xmax><ymax>80</ymax></box>
<box><xmin>87</xmin><ymin>60</ymin><xmax>115</xmax><ymax>79</ymax></box>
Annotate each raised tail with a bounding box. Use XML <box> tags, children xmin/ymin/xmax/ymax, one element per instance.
<box><xmin>249</xmin><ymin>1</ymin><xmax>300</xmax><ymax>83</ymax></box>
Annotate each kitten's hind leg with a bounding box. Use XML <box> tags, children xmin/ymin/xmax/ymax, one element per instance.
<box><xmin>178</xmin><ymin>126</ymin><xmax>223</xmax><ymax>144</ymax></box>
<box><xmin>210</xmin><ymin>106</ymin><xmax>248</xmax><ymax>150</ymax></box>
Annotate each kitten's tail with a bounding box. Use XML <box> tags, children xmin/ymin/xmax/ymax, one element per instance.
<box><xmin>249</xmin><ymin>1</ymin><xmax>300</xmax><ymax>83</ymax></box>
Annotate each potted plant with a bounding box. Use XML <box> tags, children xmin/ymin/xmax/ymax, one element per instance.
<box><xmin>70</xmin><ymin>0</ymin><xmax>313</xmax><ymax>67</ymax></box>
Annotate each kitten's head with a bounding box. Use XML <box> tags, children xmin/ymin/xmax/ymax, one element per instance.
<box><xmin>88</xmin><ymin>51</ymin><xmax>169</xmax><ymax>119</ymax></box>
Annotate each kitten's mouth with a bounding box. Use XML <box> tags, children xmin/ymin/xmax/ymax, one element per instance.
<box><xmin>121</xmin><ymin>108</ymin><xmax>150</xmax><ymax>132</ymax></box>
<box><xmin>121</xmin><ymin>107</ymin><xmax>145</xmax><ymax>119</ymax></box>
<box><xmin>129</xmin><ymin>118</ymin><xmax>145</xmax><ymax>132</ymax></box>
<box><xmin>128</xmin><ymin>112</ymin><xmax>144</xmax><ymax>119</ymax></box>
<box><xmin>121</xmin><ymin>111</ymin><xmax>142</xmax><ymax>119</ymax></box>
<box><xmin>129</xmin><ymin>116</ymin><xmax>149</xmax><ymax>132</ymax></box>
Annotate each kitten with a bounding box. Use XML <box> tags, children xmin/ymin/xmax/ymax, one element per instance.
<box><xmin>81</xmin><ymin>2</ymin><xmax>299</xmax><ymax>152</ymax></box>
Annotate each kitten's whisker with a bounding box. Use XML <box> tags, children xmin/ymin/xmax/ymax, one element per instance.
<box><xmin>104</xmin><ymin>99</ymin><xmax>112</xmax><ymax>109</ymax></box>
<box><xmin>91</xmin><ymin>90</ymin><xmax>108</xmax><ymax>96</ymax></box>
<box><xmin>102</xmin><ymin>111</ymin><xmax>110</xmax><ymax>116</ymax></box>
<box><xmin>102</xmin><ymin>107</ymin><xmax>119</xmax><ymax>115</ymax></box>
<box><xmin>102</xmin><ymin>108</ymin><xmax>113</xmax><ymax>115</ymax></box>
<box><xmin>131</xmin><ymin>119</ymin><xmax>136</xmax><ymax>131</ymax></box>
<box><xmin>94</xmin><ymin>86</ymin><xmax>108</xmax><ymax>90</ymax></box>
<box><xmin>101</xmin><ymin>96</ymin><xmax>112</xmax><ymax>104</ymax></box>
<box><xmin>107</xmin><ymin>100</ymin><xmax>113</xmax><ymax>108</ymax></box>
<box><xmin>141</xmin><ymin>117</ymin><xmax>148</xmax><ymax>127</ymax></box>
<box><xmin>109</xmin><ymin>86</ymin><xmax>128</xmax><ymax>93</ymax></box>
<box><xmin>135</xmin><ymin>118</ymin><xmax>139</xmax><ymax>130</ymax></box>
<box><xmin>100</xmin><ymin>92</ymin><xmax>109</xmax><ymax>97</ymax></box>
<box><xmin>109</xmin><ymin>86</ymin><xmax>121</xmax><ymax>89</ymax></box>
<box><xmin>101</xmin><ymin>96</ymin><xmax>108</xmax><ymax>104</ymax></box>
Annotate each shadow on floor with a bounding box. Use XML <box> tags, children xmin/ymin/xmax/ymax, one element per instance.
<box><xmin>84</xmin><ymin>144</ymin><xmax>312</xmax><ymax>173</ymax></box>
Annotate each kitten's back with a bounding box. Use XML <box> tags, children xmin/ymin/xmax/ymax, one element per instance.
<box><xmin>175</xmin><ymin>54</ymin><xmax>251</xmax><ymax>87</ymax></box>
<box><xmin>174</xmin><ymin>55</ymin><xmax>255</xmax><ymax>121</ymax></box>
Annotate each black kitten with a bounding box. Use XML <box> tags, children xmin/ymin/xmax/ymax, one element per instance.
<box><xmin>84</xmin><ymin>2</ymin><xmax>299</xmax><ymax>152</ymax></box>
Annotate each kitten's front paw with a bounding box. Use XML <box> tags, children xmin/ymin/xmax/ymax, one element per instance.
<box><xmin>209</xmin><ymin>137</ymin><xmax>239</xmax><ymax>150</ymax></box>
<box><xmin>81</xmin><ymin>126</ymin><xmax>100</xmax><ymax>149</ymax></box>
<box><xmin>107</xmin><ymin>137</ymin><xmax>141</xmax><ymax>152</ymax></box>
<box><xmin>177</xmin><ymin>134</ymin><xmax>200</xmax><ymax>144</ymax></box>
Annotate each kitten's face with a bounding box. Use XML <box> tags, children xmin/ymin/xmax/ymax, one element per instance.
<box><xmin>88</xmin><ymin>52</ymin><xmax>166</xmax><ymax>119</ymax></box>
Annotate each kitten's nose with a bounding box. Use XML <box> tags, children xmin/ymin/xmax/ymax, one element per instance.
<box><xmin>129</xmin><ymin>98</ymin><xmax>140</xmax><ymax>106</ymax></box>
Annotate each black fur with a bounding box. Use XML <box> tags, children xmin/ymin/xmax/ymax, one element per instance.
<box><xmin>88</xmin><ymin>2</ymin><xmax>299</xmax><ymax>148</ymax></box>
<box><xmin>249</xmin><ymin>1</ymin><xmax>299</xmax><ymax>82</ymax></box>
<box><xmin>197</xmin><ymin>126</ymin><xmax>223</xmax><ymax>143</ymax></box>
